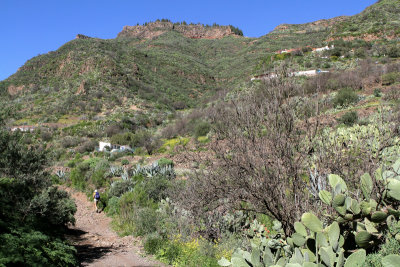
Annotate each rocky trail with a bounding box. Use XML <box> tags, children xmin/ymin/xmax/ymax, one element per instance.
<box><xmin>64</xmin><ymin>188</ymin><xmax>165</xmax><ymax>267</ymax></box>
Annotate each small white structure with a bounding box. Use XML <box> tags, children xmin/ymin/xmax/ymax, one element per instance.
<box><xmin>251</xmin><ymin>69</ymin><xmax>329</xmax><ymax>81</ymax></box>
<box><xmin>98</xmin><ymin>141</ymin><xmax>133</xmax><ymax>152</ymax></box>
<box><xmin>313</xmin><ymin>45</ymin><xmax>334</xmax><ymax>53</ymax></box>
<box><xmin>251</xmin><ymin>73</ymin><xmax>278</xmax><ymax>81</ymax></box>
<box><xmin>10</xmin><ymin>126</ymin><xmax>36</xmax><ymax>132</ymax></box>
<box><xmin>292</xmin><ymin>69</ymin><xmax>329</xmax><ymax>77</ymax></box>
<box><xmin>99</xmin><ymin>141</ymin><xmax>111</xmax><ymax>152</ymax></box>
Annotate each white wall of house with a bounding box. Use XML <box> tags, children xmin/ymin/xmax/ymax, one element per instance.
<box><xmin>99</xmin><ymin>141</ymin><xmax>111</xmax><ymax>151</ymax></box>
<box><xmin>293</xmin><ymin>70</ymin><xmax>317</xmax><ymax>77</ymax></box>
<box><xmin>313</xmin><ymin>45</ymin><xmax>334</xmax><ymax>53</ymax></box>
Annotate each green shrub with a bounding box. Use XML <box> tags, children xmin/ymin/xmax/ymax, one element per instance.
<box><xmin>90</xmin><ymin>169</ymin><xmax>107</xmax><ymax>188</ymax></box>
<box><xmin>94</xmin><ymin>159</ymin><xmax>110</xmax><ymax>172</ymax></box>
<box><xmin>70</xmin><ymin>168</ymin><xmax>86</xmax><ymax>190</ymax></box>
<box><xmin>338</xmin><ymin>111</ymin><xmax>358</xmax><ymax>126</ymax></box>
<box><xmin>274</xmin><ymin>53</ymin><xmax>291</xmax><ymax>60</ymax></box>
<box><xmin>111</xmin><ymin>132</ymin><xmax>135</xmax><ymax>146</ymax></box>
<box><xmin>322</xmin><ymin>62</ymin><xmax>331</xmax><ymax>69</ymax></box>
<box><xmin>144</xmin><ymin>233</ymin><xmax>166</xmax><ymax>254</ymax></box>
<box><xmin>333</xmin><ymin>87</ymin><xmax>359</xmax><ymax>107</ymax></box>
<box><xmin>0</xmin><ymin>230</ymin><xmax>77</xmax><ymax>266</ymax></box>
<box><xmin>156</xmin><ymin>240</ymin><xmax>182</xmax><ymax>264</ymax></box>
<box><xmin>388</xmin><ymin>46</ymin><xmax>400</xmax><ymax>58</ymax></box>
<box><xmin>121</xmin><ymin>159</ymin><xmax>129</xmax><ymax>165</ymax></box>
<box><xmin>142</xmin><ymin>174</ymin><xmax>172</xmax><ymax>202</ymax></box>
<box><xmin>365</xmin><ymin>237</ymin><xmax>400</xmax><ymax>267</ymax></box>
<box><xmin>158</xmin><ymin>158</ymin><xmax>174</xmax><ymax>167</ymax></box>
<box><xmin>108</xmin><ymin>180</ymin><xmax>134</xmax><ymax>198</ymax></box>
<box><xmin>354</xmin><ymin>48</ymin><xmax>366</xmax><ymax>58</ymax></box>
<box><xmin>134</xmin><ymin>207</ymin><xmax>158</xmax><ymax>236</ymax></box>
<box><xmin>77</xmin><ymin>161</ymin><xmax>90</xmax><ymax>172</ymax></box>
<box><xmin>382</xmin><ymin>72</ymin><xmax>400</xmax><ymax>85</ymax></box>
<box><xmin>197</xmin><ymin>136</ymin><xmax>210</xmax><ymax>143</ymax></box>
<box><xmin>121</xmin><ymin>186</ymin><xmax>154</xmax><ymax>208</ymax></box>
<box><xmin>304</xmin><ymin>61</ymin><xmax>312</xmax><ymax>68</ymax></box>
<box><xmin>66</xmin><ymin>154</ymin><xmax>83</xmax><ymax>168</ymax></box>
<box><xmin>0</xmin><ymin>130</ymin><xmax>77</xmax><ymax>265</ymax></box>
<box><xmin>105</xmin><ymin>196</ymin><xmax>120</xmax><ymax>216</ymax></box>
<box><xmin>158</xmin><ymin>137</ymin><xmax>190</xmax><ymax>154</ymax></box>
<box><xmin>194</xmin><ymin>121</ymin><xmax>211</xmax><ymax>137</ymax></box>
<box><xmin>40</xmin><ymin>131</ymin><xmax>52</xmax><ymax>142</ymax></box>
<box><xmin>373</xmin><ymin>88</ymin><xmax>382</xmax><ymax>97</ymax></box>
<box><xmin>175</xmin><ymin>246</ymin><xmax>219</xmax><ymax>267</ymax></box>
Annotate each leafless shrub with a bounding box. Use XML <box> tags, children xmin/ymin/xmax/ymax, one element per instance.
<box><xmin>383</xmin><ymin>84</ymin><xmax>400</xmax><ymax>101</ymax></box>
<box><xmin>60</xmin><ymin>136</ymin><xmax>81</xmax><ymax>148</ymax></box>
<box><xmin>181</xmin><ymin>74</ymin><xmax>319</xmax><ymax>236</ymax></box>
<box><xmin>161</xmin><ymin>108</ymin><xmax>207</xmax><ymax>139</ymax></box>
<box><xmin>105</xmin><ymin>123</ymin><xmax>123</xmax><ymax>137</ymax></box>
<box><xmin>76</xmin><ymin>139</ymin><xmax>97</xmax><ymax>153</ymax></box>
<box><xmin>40</xmin><ymin>130</ymin><xmax>52</xmax><ymax>142</ymax></box>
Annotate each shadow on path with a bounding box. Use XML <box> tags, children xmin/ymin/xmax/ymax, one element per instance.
<box><xmin>66</xmin><ymin>228</ymin><xmax>113</xmax><ymax>265</ymax></box>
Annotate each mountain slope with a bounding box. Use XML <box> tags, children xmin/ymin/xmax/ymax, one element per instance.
<box><xmin>330</xmin><ymin>0</ymin><xmax>400</xmax><ymax>39</ymax></box>
<box><xmin>0</xmin><ymin>0</ymin><xmax>399</xmax><ymax>123</ymax></box>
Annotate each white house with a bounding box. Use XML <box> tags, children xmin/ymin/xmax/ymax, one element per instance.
<box><xmin>313</xmin><ymin>45</ymin><xmax>334</xmax><ymax>53</ymax></box>
<box><xmin>251</xmin><ymin>69</ymin><xmax>329</xmax><ymax>81</ymax></box>
<box><xmin>98</xmin><ymin>141</ymin><xmax>133</xmax><ymax>152</ymax></box>
<box><xmin>99</xmin><ymin>141</ymin><xmax>112</xmax><ymax>152</ymax></box>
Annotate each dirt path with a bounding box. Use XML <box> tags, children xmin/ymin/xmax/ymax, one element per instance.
<box><xmin>64</xmin><ymin>188</ymin><xmax>165</xmax><ymax>267</ymax></box>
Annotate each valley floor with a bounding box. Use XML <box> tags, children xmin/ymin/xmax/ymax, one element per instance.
<box><xmin>64</xmin><ymin>188</ymin><xmax>165</xmax><ymax>267</ymax></box>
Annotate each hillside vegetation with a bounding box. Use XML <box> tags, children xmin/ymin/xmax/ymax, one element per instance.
<box><xmin>1</xmin><ymin>0</ymin><xmax>400</xmax><ymax>266</ymax></box>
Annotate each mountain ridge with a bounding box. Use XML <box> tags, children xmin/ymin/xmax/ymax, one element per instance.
<box><xmin>0</xmin><ymin>0</ymin><xmax>398</xmax><ymax>124</ymax></box>
<box><xmin>117</xmin><ymin>21</ymin><xmax>241</xmax><ymax>40</ymax></box>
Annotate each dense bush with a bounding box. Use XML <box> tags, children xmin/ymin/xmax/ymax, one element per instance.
<box><xmin>194</xmin><ymin>121</ymin><xmax>211</xmax><ymax>137</ymax></box>
<box><xmin>0</xmin><ymin>130</ymin><xmax>77</xmax><ymax>266</ymax></box>
<box><xmin>70</xmin><ymin>167</ymin><xmax>86</xmax><ymax>190</ymax></box>
<box><xmin>374</xmin><ymin>88</ymin><xmax>382</xmax><ymax>97</ymax></box>
<box><xmin>333</xmin><ymin>87</ymin><xmax>359</xmax><ymax>107</ymax></box>
<box><xmin>142</xmin><ymin>174</ymin><xmax>172</xmax><ymax>202</ymax></box>
<box><xmin>158</xmin><ymin>158</ymin><xmax>174</xmax><ymax>167</ymax></box>
<box><xmin>111</xmin><ymin>132</ymin><xmax>135</xmax><ymax>146</ymax></box>
<box><xmin>76</xmin><ymin>139</ymin><xmax>97</xmax><ymax>153</ymax></box>
<box><xmin>338</xmin><ymin>111</ymin><xmax>358</xmax><ymax>126</ymax></box>
<box><xmin>365</xmin><ymin>237</ymin><xmax>400</xmax><ymax>267</ymax></box>
<box><xmin>60</xmin><ymin>136</ymin><xmax>81</xmax><ymax>148</ymax></box>
<box><xmin>133</xmin><ymin>207</ymin><xmax>158</xmax><ymax>236</ymax></box>
<box><xmin>90</xmin><ymin>169</ymin><xmax>107</xmax><ymax>188</ymax></box>
<box><xmin>388</xmin><ymin>46</ymin><xmax>400</xmax><ymax>58</ymax></box>
<box><xmin>108</xmin><ymin>179</ymin><xmax>135</xmax><ymax>198</ymax></box>
<box><xmin>144</xmin><ymin>233</ymin><xmax>166</xmax><ymax>254</ymax></box>
<box><xmin>40</xmin><ymin>130</ymin><xmax>52</xmax><ymax>141</ymax></box>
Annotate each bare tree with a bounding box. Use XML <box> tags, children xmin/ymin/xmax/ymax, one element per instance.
<box><xmin>182</xmin><ymin>74</ymin><xmax>319</xmax><ymax>236</ymax></box>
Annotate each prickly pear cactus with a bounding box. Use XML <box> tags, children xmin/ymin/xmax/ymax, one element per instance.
<box><xmin>218</xmin><ymin>158</ymin><xmax>400</xmax><ymax>267</ymax></box>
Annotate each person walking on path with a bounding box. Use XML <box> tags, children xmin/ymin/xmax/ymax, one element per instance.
<box><xmin>93</xmin><ymin>189</ymin><xmax>100</xmax><ymax>212</ymax></box>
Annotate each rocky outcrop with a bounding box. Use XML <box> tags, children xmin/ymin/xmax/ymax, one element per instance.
<box><xmin>117</xmin><ymin>21</ymin><xmax>237</xmax><ymax>39</ymax></box>
<box><xmin>7</xmin><ymin>84</ymin><xmax>25</xmax><ymax>95</ymax></box>
<box><xmin>76</xmin><ymin>34</ymin><xmax>92</xmax><ymax>39</ymax></box>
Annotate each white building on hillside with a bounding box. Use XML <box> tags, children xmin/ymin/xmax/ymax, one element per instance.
<box><xmin>99</xmin><ymin>141</ymin><xmax>112</xmax><ymax>152</ymax></box>
<box><xmin>98</xmin><ymin>141</ymin><xmax>133</xmax><ymax>153</ymax></box>
<box><xmin>313</xmin><ymin>45</ymin><xmax>334</xmax><ymax>53</ymax></box>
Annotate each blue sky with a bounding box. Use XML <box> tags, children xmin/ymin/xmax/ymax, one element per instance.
<box><xmin>1</xmin><ymin>0</ymin><xmax>376</xmax><ymax>81</ymax></box>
